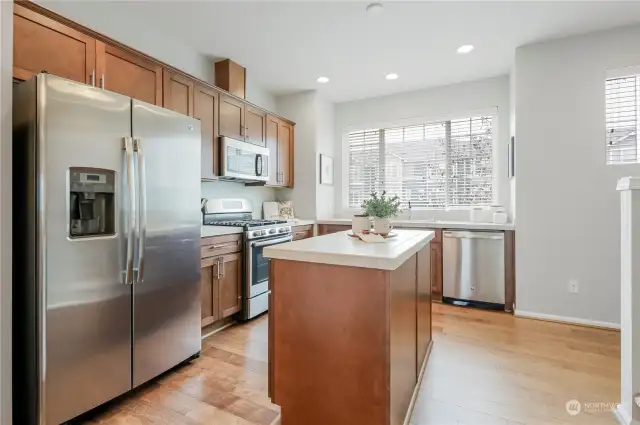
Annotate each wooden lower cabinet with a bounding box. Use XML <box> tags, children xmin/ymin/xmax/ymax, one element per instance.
<box><xmin>430</xmin><ymin>242</ymin><xmax>443</xmax><ymax>302</ymax></box>
<box><xmin>219</xmin><ymin>253</ymin><xmax>243</xmax><ymax>318</ymax></box>
<box><xmin>200</xmin><ymin>257</ymin><xmax>220</xmax><ymax>327</ymax></box>
<box><xmin>317</xmin><ymin>224</ymin><xmax>350</xmax><ymax>235</ymax></box>
<box><xmin>291</xmin><ymin>225</ymin><xmax>313</xmax><ymax>241</ymax></box>
<box><xmin>200</xmin><ymin>236</ymin><xmax>243</xmax><ymax>327</ymax></box>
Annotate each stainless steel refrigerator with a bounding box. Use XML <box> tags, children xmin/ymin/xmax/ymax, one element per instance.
<box><xmin>13</xmin><ymin>74</ymin><xmax>202</xmax><ymax>425</ymax></box>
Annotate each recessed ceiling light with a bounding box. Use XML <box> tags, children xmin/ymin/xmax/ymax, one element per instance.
<box><xmin>366</xmin><ymin>2</ymin><xmax>384</xmax><ymax>14</ymax></box>
<box><xmin>457</xmin><ymin>45</ymin><xmax>474</xmax><ymax>54</ymax></box>
<box><xmin>385</xmin><ymin>73</ymin><xmax>399</xmax><ymax>80</ymax></box>
<box><xmin>316</xmin><ymin>76</ymin><xmax>330</xmax><ymax>84</ymax></box>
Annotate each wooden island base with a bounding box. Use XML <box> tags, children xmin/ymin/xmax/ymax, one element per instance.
<box><xmin>268</xmin><ymin>243</ymin><xmax>432</xmax><ymax>425</ymax></box>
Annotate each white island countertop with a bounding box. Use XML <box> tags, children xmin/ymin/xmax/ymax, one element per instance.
<box><xmin>264</xmin><ymin>229</ymin><xmax>435</xmax><ymax>271</ymax></box>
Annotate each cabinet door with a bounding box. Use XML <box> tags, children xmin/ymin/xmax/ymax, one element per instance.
<box><xmin>218</xmin><ymin>252</ymin><xmax>242</xmax><ymax>318</ymax></box>
<box><xmin>278</xmin><ymin>121</ymin><xmax>293</xmax><ymax>187</ymax></box>
<box><xmin>219</xmin><ymin>94</ymin><xmax>245</xmax><ymax>140</ymax></box>
<box><xmin>266</xmin><ymin>115</ymin><xmax>280</xmax><ymax>186</ymax></box>
<box><xmin>194</xmin><ymin>84</ymin><xmax>220</xmax><ymax>179</ymax></box>
<box><xmin>96</xmin><ymin>41</ymin><xmax>162</xmax><ymax>105</ymax></box>
<box><xmin>245</xmin><ymin>106</ymin><xmax>267</xmax><ymax>147</ymax></box>
<box><xmin>201</xmin><ymin>258</ymin><xmax>220</xmax><ymax>327</ymax></box>
<box><xmin>13</xmin><ymin>4</ymin><xmax>95</xmax><ymax>83</ymax></box>
<box><xmin>431</xmin><ymin>242</ymin><xmax>443</xmax><ymax>302</ymax></box>
<box><xmin>163</xmin><ymin>69</ymin><xmax>194</xmax><ymax>116</ymax></box>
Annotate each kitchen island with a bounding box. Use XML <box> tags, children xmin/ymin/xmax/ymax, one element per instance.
<box><xmin>264</xmin><ymin>229</ymin><xmax>435</xmax><ymax>425</ymax></box>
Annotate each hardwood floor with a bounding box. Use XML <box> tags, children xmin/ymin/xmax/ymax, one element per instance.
<box><xmin>76</xmin><ymin>304</ymin><xmax>620</xmax><ymax>425</ymax></box>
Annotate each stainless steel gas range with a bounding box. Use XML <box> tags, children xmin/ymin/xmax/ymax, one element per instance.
<box><xmin>203</xmin><ymin>198</ymin><xmax>292</xmax><ymax>319</ymax></box>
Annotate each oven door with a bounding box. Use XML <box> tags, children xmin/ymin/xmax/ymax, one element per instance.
<box><xmin>246</xmin><ymin>235</ymin><xmax>292</xmax><ymax>298</ymax></box>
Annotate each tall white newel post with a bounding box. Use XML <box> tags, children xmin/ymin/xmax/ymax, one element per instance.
<box><xmin>616</xmin><ymin>177</ymin><xmax>640</xmax><ymax>425</ymax></box>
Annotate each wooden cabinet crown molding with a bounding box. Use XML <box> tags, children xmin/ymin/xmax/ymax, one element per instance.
<box><xmin>15</xmin><ymin>0</ymin><xmax>296</xmax><ymax>126</ymax></box>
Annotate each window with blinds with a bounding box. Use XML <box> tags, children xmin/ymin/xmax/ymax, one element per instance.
<box><xmin>606</xmin><ymin>76</ymin><xmax>639</xmax><ymax>164</ymax></box>
<box><xmin>348</xmin><ymin>116</ymin><xmax>494</xmax><ymax>209</ymax></box>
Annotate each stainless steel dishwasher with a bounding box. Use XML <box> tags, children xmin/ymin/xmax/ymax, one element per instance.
<box><xmin>443</xmin><ymin>230</ymin><xmax>505</xmax><ymax>309</ymax></box>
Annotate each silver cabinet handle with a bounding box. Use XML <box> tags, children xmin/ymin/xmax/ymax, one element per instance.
<box><xmin>216</xmin><ymin>257</ymin><xmax>222</xmax><ymax>279</ymax></box>
<box><xmin>134</xmin><ymin>138</ymin><xmax>147</xmax><ymax>283</ymax></box>
<box><xmin>100</xmin><ymin>74</ymin><xmax>105</xmax><ymax>89</ymax></box>
<box><xmin>123</xmin><ymin>137</ymin><xmax>136</xmax><ymax>284</ymax></box>
<box><xmin>209</xmin><ymin>242</ymin><xmax>238</xmax><ymax>249</ymax></box>
<box><xmin>90</xmin><ymin>69</ymin><xmax>95</xmax><ymax>86</ymax></box>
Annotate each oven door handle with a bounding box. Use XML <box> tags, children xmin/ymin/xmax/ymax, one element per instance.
<box><xmin>251</xmin><ymin>235</ymin><xmax>292</xmax><ymax>248</ymax></box>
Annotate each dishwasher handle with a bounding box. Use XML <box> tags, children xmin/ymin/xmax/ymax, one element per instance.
<box><xmin>443</xmin><ymin>231</ymin><xmax>504</xmax><ymax>240</ymax></box>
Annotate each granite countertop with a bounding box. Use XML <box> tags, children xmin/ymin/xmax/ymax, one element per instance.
<box><xmin>263</xmin><ymin>229</ymin><xmax>435</xmax><ymax>270</ymax></box>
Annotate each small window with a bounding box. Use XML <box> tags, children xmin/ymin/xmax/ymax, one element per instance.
<box><xmin>606</xmin><ymin>75</ymin><xmax>639</xmax><ymax>164</ymax></box>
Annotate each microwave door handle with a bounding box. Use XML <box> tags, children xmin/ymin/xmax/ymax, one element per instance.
<box><xmin>134</xmin><ymin>138</ymin><xmax>147</xmax><ymax>283</ymax></box>
<box><xmin>255</xmin><ymin>154</ymin><xmax>262</xmax><ymax>177</ymax></box>
<box><xmin>123</xmin><ymin>137</ymin><xmax>136</xmax><ymax>285</ymax></box>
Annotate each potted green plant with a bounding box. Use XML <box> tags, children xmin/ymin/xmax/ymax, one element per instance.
<box><xmin>361</xmin><ymin>191</ymin><xmax>401</xmax><ymax>235</ymax></box>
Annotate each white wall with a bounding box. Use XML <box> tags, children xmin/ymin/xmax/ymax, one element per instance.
<box><xmin>34</xmin><ymin>1</ymin><xmax>276</xmax><ymax>111</ymax></box>
<box><xmin>333</xmin><ymin>76</ymin><xmax>511</xmax><ymax>220</ymax></box>
<box><xmin>514</xmin><ymin>24</ymin><xmax>640</xmax><ymax>326</ymax></box>
<box><xmin>0</xmin><ymin>2</ymin><xmax>11</xmax><ymax>423</ymax></box>
<box><xmin>276</xmin><ymin>91</ymin><xmax>335</xmax><ymax>220</ymax></box>
<box><xmin>201</xmin><ymin>181</ymin><xmax>276</xmax><ymax>219</ymax></box>
<box><xmin>315</xmin><ymin>96</ymin><xmax>335</xmax><ymax>220</ymax></box>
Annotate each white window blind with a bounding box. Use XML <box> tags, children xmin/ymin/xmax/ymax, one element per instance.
<box><xmin>606</xmin><ymin>76</ymin><xmax>639</xmax><ymax>164</ymax></box>
<box><xmin>348</xmin><ymin>115</ymin><xmax>494</xmax><ymax>209</ymax></box>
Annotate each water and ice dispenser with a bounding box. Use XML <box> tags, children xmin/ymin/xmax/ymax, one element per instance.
<box><xmin>69</xmin><ymin>167</ymin><xmax>115</xmax><ymax>238</ymax></box>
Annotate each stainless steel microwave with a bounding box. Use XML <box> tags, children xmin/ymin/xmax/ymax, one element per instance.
<box><xmin>220</xmin><ymin>136</ymin><xmax>269</xmax><ymax>182</ymax></box>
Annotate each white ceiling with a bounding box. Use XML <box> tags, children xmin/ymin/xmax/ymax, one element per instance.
<box><xmin>47</xmin><ymin>1</ymin><xmax>640</xmax><ymax>103</ymax></box>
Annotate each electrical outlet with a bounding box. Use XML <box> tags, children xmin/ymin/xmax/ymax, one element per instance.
<box><xmin>569</xmin><ymin>279</ymin><xmax>579</xmax><ymax>294</ymax></box>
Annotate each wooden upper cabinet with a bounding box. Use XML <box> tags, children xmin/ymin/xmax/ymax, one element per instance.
<box><xmin>219</xmin><ymin>94</ymin><xmax>245</xmax><ymax>141</ymax></box>
<box><xmin>278</xmin><ymin>120</ymin><xmax>293</xmax><ymax>187</ymax></box>
<box><xmin>95</xmin><ymin>41</ymin><xmax>162</xmax><ymax>105</ymax></box>
<box><xmin>266</xmin><ymin>115</ymin><xmax>280</xmax><ymax>186</ymax></box>
<box><xmin>163</xmin><ymin>69</ymin><xmax>194</xmax><ymax>116</ymax></box>
<box><xmin>219</xmin><ymin>253</ymin><xmax>242</xmax><ymax>318</ymax></box>
<box><xmin>245</xmin><ymin>106</ymin><xmax>266</xmax><ymax>147</ymax></box>
<box><xmin>194</xmin><ymin>84</ymin><xmax>220</xmax><ymax>179</ymax></box>
<box><xmin>13</xmin><ymin>4</ymin><xmax>95</xmax><ymax>83</ymax></box>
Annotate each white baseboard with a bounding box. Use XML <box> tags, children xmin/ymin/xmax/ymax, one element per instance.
<box><xmin>514</xmin><ymin>310</ymin><xmax>620</xmax><ymax>330</ymax></box>
<box><xmin>613</xmin><ymin>404</ymin><xmax>640</xmax><ymax>425</ymax></box>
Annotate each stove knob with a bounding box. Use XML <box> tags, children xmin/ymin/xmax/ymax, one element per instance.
<box><xmin>269</xmin><ymin>228</ymin><xmax>276</xmax><ymax>234</ymax></box>
<box><xmin>279</xmin><ymin>228</ymin><xmax>286</xmax><ymax>233</ymax></box>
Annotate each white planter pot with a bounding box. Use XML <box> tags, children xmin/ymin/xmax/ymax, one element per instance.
<box><xmin>373</xmin><ymin>218</ymin><xmax>393</xmax><ymax>235</ymax></box>
<box><xmin>351</xmin><ymin>215</ymin><xmax>371</xmax><ymax>234</ymax></box>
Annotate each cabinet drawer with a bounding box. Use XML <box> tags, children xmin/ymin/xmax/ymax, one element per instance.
<box><xmin>292</xmin><ymin>225</ymin><xmax>313</xmax><ymax>241</ymax></box>
<box><xmin>318</xmin><ymin>224</ymin><xmax>350</xmax><ymax>235</ymax></box>
<box><xmin>201</xmin><ymin>234</ymin><xmax>242</xmax><ymax>258</ymax></box>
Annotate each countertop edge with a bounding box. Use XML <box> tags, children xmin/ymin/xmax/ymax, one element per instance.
<box><xmin>264</xmin><ymin>230</ymin><xmax>435</xmax><ymax>271</ymax></box>
<box><xmin>313</xmin><ymin>218</ymin><xmax>515</xmax><ymax>231</ymax></box>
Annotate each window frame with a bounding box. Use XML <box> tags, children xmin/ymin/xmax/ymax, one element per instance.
<box><xmin>340</xmin><ymin>108</ymin><xmax>499</xmax><ymax>214</ymax></box>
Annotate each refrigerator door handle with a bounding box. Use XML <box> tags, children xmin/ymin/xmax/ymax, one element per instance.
<box><xmin>134</xmin><ymin>137</ymin><xmax>147</xmax><ymax>283</ymax></box>
<box><xmin>124</xmin><ymin>136</ymin><xmax>136</xmax><ymax>284</ymax></box>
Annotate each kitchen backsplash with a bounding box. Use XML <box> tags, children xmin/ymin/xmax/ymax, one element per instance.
<box><xmin>201</xmin><ymin>181</ymin><xmax>277</xmax><ymax>218</ymax></box>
